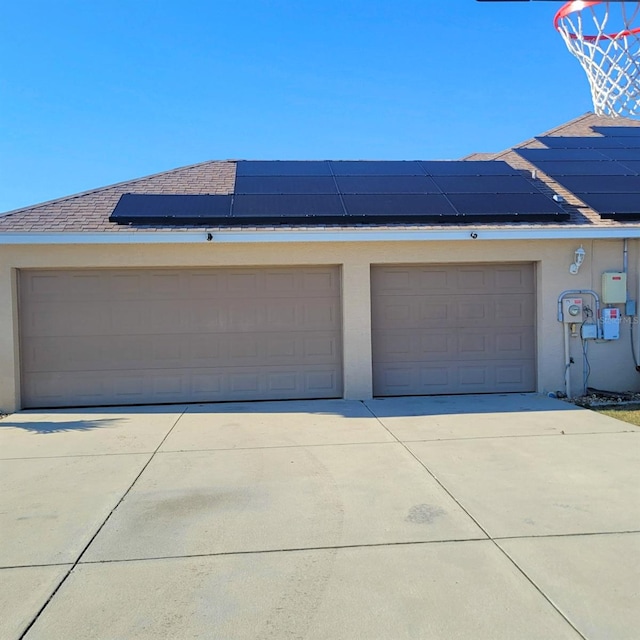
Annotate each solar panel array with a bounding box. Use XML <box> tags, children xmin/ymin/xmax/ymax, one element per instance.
<box><xmin>111</xmin><ymin>160</ymin><xmax>568</xmax><ymax>226</ymax></box>
<box><xmin>515</xmin><ymin>130</ymin><xmax>640</xmax><ymax>220</ymax></box>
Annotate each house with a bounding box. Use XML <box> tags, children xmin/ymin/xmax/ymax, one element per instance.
<box><xmin>1</xmin><ymin>113</ymin><xmax>639</xmax><ymax>412</ymax></box>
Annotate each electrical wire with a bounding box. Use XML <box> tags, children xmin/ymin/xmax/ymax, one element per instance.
<box><xmin>582</xmin><ymin>334</ymin><xmax>591</xmax><ymax>393</ymax></box>
<box><xmin>580</xmin><ymin>305</ymin><xmax>595</xmax><ymax>395</ymax></box>
<box><xmin>631</xmin><ymin>318</ymin><xmax>639</xmax><ymax>369</ymax></box>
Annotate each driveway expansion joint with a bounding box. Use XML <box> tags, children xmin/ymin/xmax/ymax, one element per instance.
<box><xmin>493</xmin><ymin>529</ymin><xmax>640</xmax><ymax>541</ymax></box>
<box><xmin>359</xmin><ymin>401</ymin><xmax>590</xmax><ymax>640</ymax></box>
<box><xmin>16</xmin><ymin>406</ymin><xmax>190</xmax><ymax>640</ymax></box>
<box><xmin>397</xmin><ymin>428</ymin><xmax>635</xmax><ymax>443</ymax></box>
<box><xmin>76</xmin><ymin>536</ymin><xmax>493</xmax><ymax>566</ymax></box>
<box><xmin>156</xmin><ymin>439</ymin><xmax>396</xmax><ymax>454</ymax></box>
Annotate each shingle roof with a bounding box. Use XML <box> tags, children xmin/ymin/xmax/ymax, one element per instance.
<box><xmin>491</xmin><ymin>113</ymin><xmax>640</xmax><ymax>227</ymax></box>
<box><xmin>2</xmin><ymin>113</ymin><xmax>640</xmax><ymax>234</ymax></box>
<box><xmin>0</xmin><ymin>161</ymin><xmax>236</xmax><ymax>232</ymax></box>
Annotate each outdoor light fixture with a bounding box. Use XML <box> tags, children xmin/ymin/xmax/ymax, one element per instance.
<box><xmin>569</xmin><ymin>245</ymin><xmax>586</xmax><ymax>275</ymax></box>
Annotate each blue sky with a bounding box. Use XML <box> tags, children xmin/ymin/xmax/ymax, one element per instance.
<box><xmin>1</xmin><ymin>1</ymin><xmax>594</xmax><ymax>213</ymax></box>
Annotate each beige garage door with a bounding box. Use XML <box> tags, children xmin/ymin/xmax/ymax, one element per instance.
<box><xmin>20</xmin><ymin>267</ymin><xmax>342</xmax><ymax>408</ymax></box>
<box><xmin>372</xmin><ymin>264</ymin><xmax>535</xmax><ymax>396</ymax></box>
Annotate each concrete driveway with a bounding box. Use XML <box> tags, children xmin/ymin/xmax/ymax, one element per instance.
<box><xmin>1</xmin><ymin>394</ymin><xmax>638</xmax><ymax>639</ymax></box>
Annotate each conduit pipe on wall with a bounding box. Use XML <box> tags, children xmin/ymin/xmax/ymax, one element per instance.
<box><xmin>623</xmin><ymin>237</ymin><xmax>640</xmax><ymax>371</ymax></box>
<box><xmin>564</xmin><ymin>323</ymin><xmax>572</xmax><ymax>398</ymax></box>
<box><xmin>557</xmin><ymin>289</ymin><xmax>601</xmax><ymax>397</ymax></box>
<box><xmin>623</xmin><ymin>238</ymin><xmax>629</xmax><ymax>274</ymax></box>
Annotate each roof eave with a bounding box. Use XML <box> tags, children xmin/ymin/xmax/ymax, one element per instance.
<box><xmin>2</xmin><ymin>227</ymin><xmax>640</xmax><ymax>245</ymax></box>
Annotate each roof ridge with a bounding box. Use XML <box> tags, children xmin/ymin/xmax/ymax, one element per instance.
<box><xmin>533</xmin><ymin>112</ymin><xmax>596</xmax><ymax>137</ymax></box>
<box><xmin>0</xmin><ymin>159</ymin><xmax>234</xmax><ymax>218</ymax></box>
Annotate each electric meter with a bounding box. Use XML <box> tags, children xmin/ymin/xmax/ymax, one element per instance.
<box><xmin>562</xmin><ymin>297</ymin><xmax>584</xmax><ymax>323</ymax></box>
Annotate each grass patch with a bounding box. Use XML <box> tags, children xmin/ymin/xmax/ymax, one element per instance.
<box><xmin>592</xmin><ymin>404</ymin><xmax>640</xmax><ymax>427</ymax></box>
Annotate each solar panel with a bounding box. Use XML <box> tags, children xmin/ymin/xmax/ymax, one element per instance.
<box><xmin>571</xmin><ymin>193</ymin><xmax>640</xmax><ymax>218</ymax></box>
<box><xmin>536</xmin><ymin>136</ymin><xmax>629</xmax><ymax>149</ymax></box>
<box><xmin>235</xmin><ymin>176</ymin><xmax>337</xmax><ymax>194</ymax></box>
<box><xmin>109</xmin><ymin>194</ymin><xmax>232</xmax><ymax>224</ymax></box>
<box><xmin>335</xmin><ymin>175</ymin><xmax>441</xmax><ymax>194</ymax></box>
<box><xmin>592</xmin><ymin>126</ymin><xmax>640</xmax><ymax>137</ymax></box>
<box><xmin>111</xmin><ymin>158</ymin><xmax>573</xmax><ymax>227</ymax></box>
<box><xmin>549</xmin><ymin>175</ymin><xmax>640</xmax><ymax>194</ymax></box>
<box><xmin>616</xmin><ymin>160</ymin><xmax>640</xmax><ymax>174</ymax></box>
<box><xmin>232</xmin><ymin>194</ymin><xmax>345</xmax><ymax>218</ymax></box>
<box><xmin>432</xmin><ymin>175</ymin><xmax>538</xmax><ymax>194</ymax></box>
<box><xmin>598</xmin><ymin>148</ymin><xmax>640</xmax><ymax>161</ymax></box>
<box><xmin>236</xmin><ymin>161</ymin><xmax>332</xmax><ymax>176</ymax></box>
<box><xmin>420</xmin><ymin>161</ymin><xmax>519</xmax><ymax>176</ymax></box>
<box><xmin>516</xmin><ymin>147</ymin><xmax>611</xmax><ymax>162</ymax></box>
<box><xmin>524</xmin><ymin>160</ymin><xmax>636</xmax><ymax>176</ymax></box>
<box><xmin>342</xmin><ymin>194</ymin><xmax>456</xmax><ymax>216</ymax></box>
<box><xmin>599</xmin><ymin>138</ymin><xmax>640</xmax><ymax>149</ymax></box>
<box><xmin>329</xmin><ymin>161</ymin><xmax>425</xmax><ymax>176</ymax></box>
<box><xmin>447</xmin><ymin>193</ymin><xmax>567</xmax><ymax>217</ymax></box>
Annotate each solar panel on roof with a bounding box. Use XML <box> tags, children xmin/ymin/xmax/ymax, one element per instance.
<box><xmin>236</xmin><ymin>161</ymin><xmax>332</xmax><ymax>176</ymax></box>
<box><xmin>598</xmin><ymin>148</ymin><xmax>640</xmax><ymax>161</ymax></box>
<box><xmin>516</xmin><ymin>148</ymin><xmax>611</xmax><ymax>162</ymax></box>
<box><xmin>524</xmin><ymin>160</ymin><xmax>636</xmax><ymax>176</ymax></box>
<box><xmin>447</xmin><ymin>193</ymin><xmax>567</xmax><ymax>217</ymax></box>
<box><xmin>616</xmin><ymin>160</ymin><xmax>640</xmax><ymax>174</ymax></box>
<box><xmin>432</xmin><ymin>175</ymin><xmax>538</xmax><ymax>194</ymax></box>
<box><xmin>110</xmin><ymin>159</ymin><xmax>572</xmax><ymax>227</ymax></box>
<box><xmin>549</xmin><ymin>175</ymin><xmax>640</xmax><ymax>194</ymax></box>
<box><xmin>571</xmin><ymin>193</ymin><xmax>640</xmax><ymax>219</ymax></box>
<box><xmin>232</xmin><ymin>194</ymin><xmax>345</xmax><ymax>218</ymax></box>
<box><xmin>109</xmin><ymin>194</ymin><xmax>232</xmax><ymax>224</ymax></box>
<box><xmin>335</xmin><ymin>175</ymin><xmax>441</xmax><ymax>194</ymax></box>
<box><xmin>341</xmin><ymin>194</ymin><xmax>456</xmax><ymax>217</ymax></box>
<box><xmin>535</xmin><ymin>136</ymin><xmax>629</xmax><ymax>149</ymax></box>
<box><xmin>538</xmin><ymin>136</ymin><xmax>640</xmax><ymax>150</ymax></box>
<box><xmin>235</xmin><ymin>176</ymin><xmax>338</xmax><ymax>194</ymax></box>
<box><xmin>592</xmin><ymin>126</ymin><xmax>640</xmax><ymax>137</ymax></box>
<box><xmin>420</xmin><ymin>161</ymin><xmax>519</xmax><ymax>176</ymax></box>
<box><xmin>329</xmin><ymin>161</ymin><xmax>425</xmax><ymax>176</ymax></box>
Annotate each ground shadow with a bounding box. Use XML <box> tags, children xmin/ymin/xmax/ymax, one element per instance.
<box><xmin>185</xmin><ymin>394</ymin><xmax>581</xmax><ymax>418</ymax></box>
<box><xmin>0</xmin><ymin>403</ymin><xmax>188</xmax><ymax>434</ymax></box>
<box><xmin>0</xmin><ymin>417</ymin><xmax>123</xmax><ymax>434</ymax></box>
<box><xmin>0</xmin><ymin>395</ymin><xmax>582</xmax><ymax>428</ymax></box>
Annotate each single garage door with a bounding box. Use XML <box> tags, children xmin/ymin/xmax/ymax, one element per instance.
<box><xmin>20</xmin><ymin>267</ymin><xmax>342</xmax><ymax>408</ymax></box>
<box><xmin>371</xmin><ymin>263</ymin><xmax>535</xmax><ymax>396</ymax></box>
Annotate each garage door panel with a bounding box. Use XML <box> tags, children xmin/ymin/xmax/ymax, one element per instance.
<box><xmin>24</xmin><ymin>330</ymin><xmax>340</xmax><ymax>375</ymax></box>
<box><xmin>23</xmin><ymin>296</ymin><xmax>354</xmax><ymax>337</ymax></box>
<box><xmin>373</xmin><ymin>265</ymin><xmax>534</xmax><ymax>297</ymax></box>
<box><xmin>20</xmin><ymin>268</ymin><xmax>342</xmax><ymax>408</ymax></box>
<box><xmin>27</xmin><ymin>364</ymin><xmax>342</xmax><ymax>405</ymax></box>
<box><xmin>373</xmin><ymin>327</ymin><xmax>535</xmax><ymax>363</ymax></box>
<box><xmin>373</xmin><ymin>360</ymin><xmax>536</xmax><ymax>396</ymax></box>
<box><xmin>372</xmin><ymin>264</ymin><xmax>535</xmax><ymax>396</ymax></box>
<box><xmin>21</xmin><ymin>302</ymin><xmax>111</xmax><ymax>337</ymax></box>
<box><xmin>374</xmin><ymin>294</ymin><xmax>534</xmax><ymax>330</ymax></box>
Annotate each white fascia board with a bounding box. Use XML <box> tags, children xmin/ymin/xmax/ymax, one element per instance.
<box><xmin>209</xmin><ymin>228</ymin><xmax>640</xmax><ymax>242</ymax></box>
<box><xmin>0</xmin><ymin>232</ymin><xmax>208</xmax><ymax>244</ymax></box>
<box><xmin>2</xmin><ymin>227</ymin><xmax>640</xmax><ymax>245</ymax></box>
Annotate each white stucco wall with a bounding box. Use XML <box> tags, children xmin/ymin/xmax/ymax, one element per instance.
<box><xmin>1</xmin><ymin>237</ymin><xmax>638</xmax><ymax>412</ymax></box>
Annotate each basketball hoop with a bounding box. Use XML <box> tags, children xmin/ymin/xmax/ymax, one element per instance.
<box><xmin>554</xmin><ymin>1</ymin><xmax>640</xmax><ymax>118</ymax></box>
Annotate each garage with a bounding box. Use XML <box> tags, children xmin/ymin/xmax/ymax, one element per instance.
<box><xmin>19</xmin><ymin>266</ymin><xmax>342</xmax><ymax>408</ymax></box>
<box><xmin>371</xmin><ymin>263</ymin><xmax>536</xmax><ymax>396</ymax></box>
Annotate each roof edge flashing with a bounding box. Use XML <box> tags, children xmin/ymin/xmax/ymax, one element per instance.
<box><xmin>2</xmin><ymin>227</ymin><xmax>640</xmax><ymax>245</ymax></box>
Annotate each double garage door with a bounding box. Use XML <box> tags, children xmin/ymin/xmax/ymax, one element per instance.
<box><xmin>20</xmin><ymin>267</ymin><xmax>342</xmax><ymax>408</ymax></box>
<box><xmin>19</xmin><ymin>263</ymin><xmax>535</xmax><ymax>408</ymax></box>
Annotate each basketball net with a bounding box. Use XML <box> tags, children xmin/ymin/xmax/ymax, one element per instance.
<box><xmin>555</xmin><ymin>1</ymin><xmax>640</xmax><ymax>118</ymax></box>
